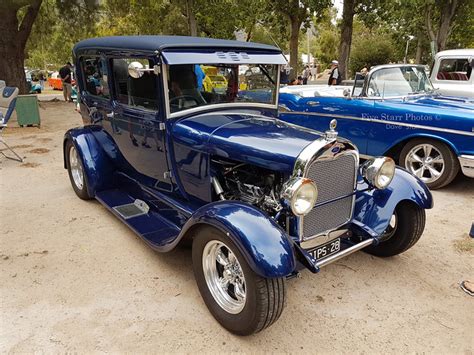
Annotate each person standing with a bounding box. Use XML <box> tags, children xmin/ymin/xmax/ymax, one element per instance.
<box><xmin>59</xmin><ymin>62</ymin><xmax>73</xmax><ymax>102</ymax></box>
<box><xmin>38</xmin><ymin>71</ymin><xmax>45</xmax><ymax>91</ymax></box>
<box><xmin>302</xmin><ymin>65</ymin><xmax>310</xmax><ymax>85</ymax></box>
<box><xmin>328</xmin><ymin>60</ymin><xmax>341</xmax><ymax>86</ymax></box>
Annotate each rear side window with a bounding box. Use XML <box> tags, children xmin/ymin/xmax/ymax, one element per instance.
<box><xmin>437</xmin><ymin>58</ymin><xmax>471</xmax><ymax>81</ymax></box>
<box><xmin>112</xmin><ymin>58</ymin><xmax>159</xmax><ymax>111</ymax></box>
<box><xmin>80</xmin><ymin>57</ymin><xmax>110</xmax><ymax>98</ymax></box>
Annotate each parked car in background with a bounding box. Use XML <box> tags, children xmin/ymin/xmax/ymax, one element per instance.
<box><xmin>66</xmin><ymin>36</ymin><xmax>432</xmax><ymax>335</ymax></box>
<box><xmin>25</xmin><ymin>70</ymin><xmax>42</xmax><ymax>94</ymax></box>
<box><xmin>430</xmin><ymin>49</ymin><xmax>474</xmax><ymax>98</ymax></box>
<box><xmin>279</xmin><ymin>64</ymin><xmax>474</xmax><ymax>189</ymax></box>
<box><xmin>201</xmin><ymin>65</ymin><xmax>228</xmax><ymax>94</ymax></box>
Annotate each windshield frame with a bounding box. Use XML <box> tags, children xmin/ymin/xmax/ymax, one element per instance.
<box><xmin>162</xmin><ymin>63</ymin><xmax>281</xmax><ymax>119</ymax></box>
<box><xmin>361</xmin><ymin>64</ymin><xmax>435</xmax><ymax>99</ymax></box>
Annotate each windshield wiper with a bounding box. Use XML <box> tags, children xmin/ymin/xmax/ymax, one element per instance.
<box><xmin>258</xmin><ymin>65</ymin><xmax>275</xmax><ymax>85</ymax></box>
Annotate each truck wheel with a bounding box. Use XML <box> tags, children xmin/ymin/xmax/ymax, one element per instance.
<box><xmin>364</xmin><ymin>201</ymin><xmax>425</xmax><ymax>257</ymax></box>
<box><xmin>65</xmin><ymin>140</ymin><xmax>92</xmax><ymax>200</ymax></box>
<box><xmin>192</xmin><ymin>226</ymin><xmax>286</xmax><ymax>335</ymax></box>
<box><xmin>399</xmin><ymin>138</ymin><xmax>459</xmax><ymax>189</ymax></box>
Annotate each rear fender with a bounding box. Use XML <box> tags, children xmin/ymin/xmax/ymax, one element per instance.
<box><xmin>180</xmin><ymin>201</ymin><xmax>296</xmax><ymax>278</ymax></box>
<box><xmin>353</xmin><ymin>167</ymin><xmax>433</xmax><ymax>236</ymax></box>
<box><xmin>63</xmin><ymin>127</ymin><xmax>115</xmax><ymax>196</ymax></box>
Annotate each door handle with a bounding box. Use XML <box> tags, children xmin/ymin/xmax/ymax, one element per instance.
<box><xmin>307</xmin><ymin>100</ymin><xmax>320</xmax><ymax>107</ymax></box>
<box><xmin>106</xmin><ymin>112</ymin><xmax>114</xmax><ymax>119</ymax></box>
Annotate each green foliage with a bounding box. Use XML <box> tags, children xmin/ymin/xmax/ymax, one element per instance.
<box><xmin>349</xmin><ymin>29</ymin><xmax>396</xmax><ymax>74</ymax></box>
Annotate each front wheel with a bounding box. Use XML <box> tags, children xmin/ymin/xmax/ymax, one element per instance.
<box><xmin>192</xmin><ymin>226</ymin><xmax>286</xmax><ymax>335</ymax></box>
<box><xmin>364</xmin><ymin>201</ymin><xmax>426</xmax><ymax>257</ymax></box>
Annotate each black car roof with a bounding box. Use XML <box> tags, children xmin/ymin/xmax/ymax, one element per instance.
<box><xmin>73</xmin><ymin>35</ymin><xmax>281</xmax><ymax>54</ymax></box>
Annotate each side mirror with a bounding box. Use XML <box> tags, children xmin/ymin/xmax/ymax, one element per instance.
<box><xmin>343</xmin><ymin>88</ymin><xmax>351</xmax><ymax>98</ymax></box>
<box><xmin>128</xmin><ymin>61</ymin><xmax>144</xmax><ymax>78</ymax></box>
<box><xmin>128</xmin><ymin>63</ymin><xmax>160</xmax><ymax>78</ymax></box>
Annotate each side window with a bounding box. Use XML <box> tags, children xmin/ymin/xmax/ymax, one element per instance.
<box><xmin>80</xmin><ymin>57</ymin><xmax>109</xmax><ymax>98</ymax></box>
<box><xmin>437</xmin><ymin>58</ymin><xmax>470</xmax><ymax>81</ymax></box>
<box><xmin>112</xmin><ymin>58</ymin><xmax>159</xmax><ymax>111</ymax></box>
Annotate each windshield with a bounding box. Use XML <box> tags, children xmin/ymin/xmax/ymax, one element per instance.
<box><xmin>366</xmin><ymin>66</ymin><xmax>434</xmax><ymax>97</ymax></box>
<box><xmin>166</xmin><ymin>64</ymin><xmax>278</xmax><ymax>114</ymax></box>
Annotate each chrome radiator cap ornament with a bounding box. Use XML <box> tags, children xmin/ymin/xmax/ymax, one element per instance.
<box><xmin>325</xmin><ymin>119</ymin><xmax>338</xmax><ymax>140</ymax></box>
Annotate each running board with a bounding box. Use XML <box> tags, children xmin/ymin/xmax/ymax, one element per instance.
<box><xmin>95</xmin><ymin>189</ymin><xmax>180</xmax><ymax>250</ymax></box>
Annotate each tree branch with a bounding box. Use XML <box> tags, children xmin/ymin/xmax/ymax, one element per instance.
<box><xmin>18</xmin><ymin>0</ymin><xmax>42</xmax><ymax>45</ymax></box>
<box><xmin>425</xmin><ymin>4</ymin><xmax>436</xmax><ymax>42</ymax></box>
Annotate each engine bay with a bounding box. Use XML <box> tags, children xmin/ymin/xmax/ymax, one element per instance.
<box><xmin>211</xmin><ymin>157</ymin><xmax>284</xmax><ymax>215</ymax></box>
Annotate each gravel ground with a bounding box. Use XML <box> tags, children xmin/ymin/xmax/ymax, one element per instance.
<box><xmin>1</xmin><ymin>102</ymin><xmax>473</xmax><ymax>353</ymax></box>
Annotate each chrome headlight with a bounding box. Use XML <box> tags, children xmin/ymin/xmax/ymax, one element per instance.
<box><xmin>361</xmin><ymin>157</ymin><xmax>395</xmax><ymax>189</ymax></box>
<box><xmin>282</xmin><ymin>178</ymin><xmax>318</xmax><ymax>216</ymax></box>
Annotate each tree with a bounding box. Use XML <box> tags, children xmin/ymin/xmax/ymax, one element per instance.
<box><xmin>425</xmin><ymin>0</ymin><xmax>465</xmax><ymax>52</ymax></box>
<box><xmin>268</xmin><ymin>0</ymin><xmax>331</xmax><ymax>79</ymax></box>
<box><xmin>349</xmin><ymin>28</ymin><xmax>396</xmax><ymax>74</ymax></box>
<box><xmin>0</xmin><ymin>0</ymin><xmax>42</xmax><ymax>93</ymax></box>
<box><xmin>337</xmin><ymin>0</ymin><xmax>381</xmax><ymax>79</ymax></box>
<box><xmin>337</xmin><ymin>0</ymin><xmax>356</xmax><ymax>80</ymax></box>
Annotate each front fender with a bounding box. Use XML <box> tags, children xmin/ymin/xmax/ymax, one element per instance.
<box><xmin>63</xmin><ymin>126</ymin><xmax>115</xmax><ymax>196</ymax></box>
<box><xmin>353</xmin><ymin>167</ymin><xmax>433</xmax><ymax>236</ymax></box>
<box><xmin>179</xmin><ymin>201</ymin><xmax>296</xmax><ymax>278</ymax></box>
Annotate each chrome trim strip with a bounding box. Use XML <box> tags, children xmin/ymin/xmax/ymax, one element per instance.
<box><xmin>281</xmin><ymin>111</ymin><xmax>474</xmax><ymax>137</ymax></box>
<box><xmin>162</xmin><ymin>63</ymin><xmax>171</xmax><ymax>118</ymax></box>
<box><xmin>459</xmin><ymin>154</ymin><xmax>474</xmax><ymax>178</ymax></box>
<box><xmin>169</xmin><ymin>103</ymin><xmax>278</xmax><ymax>120</ymax></box>
<box><xmin>315</xmin><ymin>238</ymin><xmax>374</xmax><ymax>268</ymax></box>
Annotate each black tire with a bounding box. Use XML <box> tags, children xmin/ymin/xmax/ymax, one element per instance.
<box><xmin>65</xmin><ymin>140</ymin><xmax>92</xmax><ymax>200</ymax></box>
<box><xmin>399</xmin><ymin>138</ymin><xmax>459</xmax><ymax>189</ymax></box>
<box><xmin>364</xmin><ymin>201</ymin><xmax>426</xmax><ymax>257</ymax></box>
<box><xmin>192</xmin><ymin>226</ymin><xmax>286</xmax><ymax>335</ymax></box>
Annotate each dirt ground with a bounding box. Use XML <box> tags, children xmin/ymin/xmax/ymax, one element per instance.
<box><xmin>1</xmin><ymin>102</ymin><xmax>473</xmax><ymax>353</ymax></box>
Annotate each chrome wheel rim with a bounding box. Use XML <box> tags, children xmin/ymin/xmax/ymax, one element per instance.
<box><xmin>202</xmin><ymin>240</ymin><xmax>246</xmax><ymax>314</ymax></box>
<box><xmin>69</xmin><ymin>146</ymin><xmax>84</xmax><ymax>190</ymax></box>
<box><xmin>405</xmin><ymin>144</ymin><xmax>445</xmax><ymax>183</ymax></box>
<box><xmin>380</xmin><ymin>213</ymin><xmax>397</xmax><ymax>242</ymax></box>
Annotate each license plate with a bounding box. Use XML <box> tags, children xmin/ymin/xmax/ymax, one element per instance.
<box><xmin>308</xmin><ymin>238</ymin><xmax>341</xmax><ymax>260</ymax></box>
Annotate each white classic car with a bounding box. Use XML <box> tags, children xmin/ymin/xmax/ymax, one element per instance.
<box><xmin>430</xmin><ymin>49</ymin><xmax>474</xmax><ymax>98</ymax></box>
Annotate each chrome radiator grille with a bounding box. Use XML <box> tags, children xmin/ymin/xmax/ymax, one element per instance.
<box><xmin>302</xmin><ymin>154</ymin><xmax>357</xmax><ymax>239</ymax></box>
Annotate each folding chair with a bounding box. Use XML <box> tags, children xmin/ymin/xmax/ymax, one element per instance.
<box><xmin>0</xmin><ymin>82</ymin><xmax>22</xmax><ymax>162</ymax></box>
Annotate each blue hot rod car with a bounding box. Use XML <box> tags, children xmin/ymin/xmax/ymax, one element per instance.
<box><xmin>65</xmin><ymin>36</ymin><xmax>432</xmax><ymax>335</ymax></box>
<box><xmin>278</xmin><ymin>64</ymin><xmax>474</xmax><ymax>189</ymax></box>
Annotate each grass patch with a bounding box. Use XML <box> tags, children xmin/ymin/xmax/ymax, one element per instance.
<box><xmin>453</xmin><ymin>234</ymin><xmax>474</xmax><ymax>254</ymax></box>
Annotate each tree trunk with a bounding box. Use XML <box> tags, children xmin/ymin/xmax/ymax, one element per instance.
<box><xmin>0</xmin><ymin>0</ymin><xmax>42</xmax><ymax>94</ymax></box>
<box><xmin>425</xmin><ymin>0</ymin><xmax>459</xmax><ymax>53</ymax></box>
<box><xmin>436</xmin><ymin>0</ymin><xmax>458</xmax><ymax>51</ymax></box>
<box><xmin>338</xmin><ymin>0</ymin><xmax>355</xmax><ymax>80</ymax></box>
<box><xmin>289</xmin><ymin>16</ymin><xmax>301</xmax><ymax>81</ymax></box>
<box><xmin>415</xmin><ymin>36</ymin><xmax>423</xmax><ymax>63</ymax></box>
<box><xmin>186</xmin><ymin>0</ymin><xmax>198</xmax><ymax>37</ymax></box>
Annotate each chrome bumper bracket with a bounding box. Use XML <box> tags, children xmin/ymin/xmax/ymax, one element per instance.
<box><xmin>294</xmin><ymin>237</ymin><xmax>376</xmax><ymax>273</ymax></box>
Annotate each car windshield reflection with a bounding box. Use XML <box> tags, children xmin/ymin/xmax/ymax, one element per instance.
<box><xmin>167</xmin><ymin>64</ymin><xmax>278</xmax><ymax>114</ymax></box>
<box><xmin>366</xmin><ymin>66</ymin><xmax>434</xmax><ymax>98</ymax></box>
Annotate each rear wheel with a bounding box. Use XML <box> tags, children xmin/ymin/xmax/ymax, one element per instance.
<box><xmin>65</xmin><ymin>140</ymin><xmax>92</xmax><ymax>200</ymax></box>
<box><xmin>192</xmin><ymin>226</ymin><xmax>286</xmax><ymax>335</ymax></box>
<box><xmin>400</xmin><ymin>138</ymin><xmax>459</xmax><ymax>189</ymax></box>
<box><xmin>364</xmin><ymin>202</ymin><xmax>426</xmax><ymax>257</ymax></box>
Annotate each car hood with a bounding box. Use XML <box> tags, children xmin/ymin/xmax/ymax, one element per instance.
<box><xmin>404</xmin><ymin>94</ymin><xmax>474</xmax><ymax>110</ymax></box>
<box><xmin>172</xmin><ymin>109</ymin><xmax>324</xmax><ymax>172</ymax></box>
